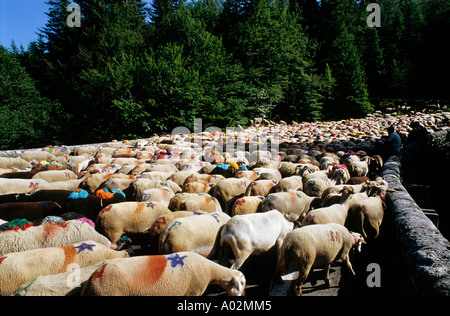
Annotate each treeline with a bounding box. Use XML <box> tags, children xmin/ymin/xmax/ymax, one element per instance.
<box><xmin>1</xmin><ymin>0</ymin><xmax>449</xmax><ymax>149</ymax></box>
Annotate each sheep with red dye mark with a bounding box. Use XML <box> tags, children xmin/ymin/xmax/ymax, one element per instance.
<box><xmin>230</xmin><ymin>196</ymin><xmax>264</xmax><ymax>216</ymax></box>
<box><xmin>0</xmin><ymin>218</ymin><xmax>111</xmax><ymax>256</ymax></box>
<box><xmin>178</xmin><ymin>194</ymin><xmax>222</xmax><ymax>213</ymax></box>
<box><xmin>148</xmin><ymin>211</ymin><xmax>207</xmax><ymax>254</ymax></box>
<box><xmin>269</xmin><ymin>223</ymin><xmax>365</xmax><ymax>296</ymax></box>
<box><xmin>81</xmin><ymin>252</ymin><xmax>246</xmax><ymax>296</ymax></box>
<box><xmin>158</xmin><ymin>212</ymin><xmax>231</xmax><ymax>258</ymax></box>
<box><xmin>0</xmin><ymin>240</ymin><xmax>129</xmax><ymax>296</ymax></box>
<box><xmin>31</xmin><ymin>170</ymin><xmax>78</xmax><ymax>183</ymax></box>
<box><xmin>96</xmin><ymin>201</ymin><xmax>171</xmax><ymax>243</ymax></box>
<box><xmin>13</xmin><ymin>259</ymin><xmax>117</xmax><ymax>296</ymax></box>
<box><xmin>0</xmin><ymin>178</ymin><xmax>48</xmax><ymax>194</ymax></box>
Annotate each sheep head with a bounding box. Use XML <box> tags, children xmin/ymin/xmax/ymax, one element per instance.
<box><xmin>225</xmin><ymin>271</ymin><xmax>246</xmax><ymax>296</ymax></box>
<box><xmin>351</xmin><ymin>232</ymin><xmax>366</xmax><ymax>252</ymax></box>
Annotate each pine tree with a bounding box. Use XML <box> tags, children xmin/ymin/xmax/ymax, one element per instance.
<box><xmin>0</xmin><ymin>46</ymin><xmax>67</xmax><ymax>149</ymax></box>
<box><xmin>316</xmin><ymin>0</ymin><xmax>373</xmax><ymax>119</ymax></box>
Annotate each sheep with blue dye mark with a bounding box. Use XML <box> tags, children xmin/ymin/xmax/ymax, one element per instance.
<box><xmin>0</xmin><ymin>217</ymin><xmax>111</xmax><ymax>256</ymax></box>
<box><xmin>0</xmin><ymin>240</ymin><xmax>129</xmax><ymax>296</ymax></box>
<box><xmin>158</xmin><ymin>212</ymin><xmax>231</xmax><ymax>258</ymax></box>
<box><xmin>81</xmin><ymin>252</ymin><xmax>246</xmax><ymax>296</ymax></box>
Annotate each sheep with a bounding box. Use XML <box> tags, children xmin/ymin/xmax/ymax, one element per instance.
<box><xmin>167</xmin><ymin>170</ymin><xmax>196</xmax><ymax>187</ymax></box>
<box><xmin>303</xmin><ymin>177</ymin><xmax>332</xmax><ymax>197</ymax></box>
<box><xmin>244</xmin><ymin>179</ymin><xmax>277</xmax><ymax>197</ymax></box>
<box><xmin>61</xmin><ymin>189</ymin><xmax>127</xmax><ymax>220</ymax></box>
<box><xmin>13</xmin><ymin>258</ymin><xmax>119</xmax><ymax>296</ymax></box>
<box><xmin>123</xmin><ymin>178</ymin><xmax>181</xmax><ymax>201</ymax></box>
<box><xmin>182</xmin><ymin>181</ymin><xmax>212</xmax><ymax>193</ymax></box>
<box><xmin>269</xmin><ymin>223</ymin><xmax>365</xmax><ymax>296</ymax></box>
<box><xmin>212</xmin><ymin>177</ymin><xmax>251</xmax><ymax>213</ymax></box>
<box><xmin>230</xmin><ymin>196</ymin><xmax>264</xmax><ymax>216</ymax></box>
<box><xmin>183</xmin><ymin>173</ymin><xmax>225</xmax><ymax>186</ymax></box>
<box><xmin>302</xmin><ymin>186</ymin><xmax>355</xmax><ymax>226</ymax></box>
<box><xmin>19</xmin><ymin>151</ymin><xmax>56</xmax><ymax>163</ymax></box>
<box><xmin>0</xmin><ymin>178</ymin><xmax>49</xmax><ymax>194</ymax></box>
<box><xmin>275</xmin><ymin>175</ymin><xmax>303</xmax><ymax>192</ymax></box>
<box><xmin>0</xmin><ymin>201</ymin><xmax>63</xmax><ymax>221</ymax></box>
<box><xmin>179</xmin><ymin>194</ymin><xmax>222</xmax><ymax>213</ymax></box>
<box><xmin>0</xmin><ymin>157</ymin><xmax>32</xmax><ymax>169</ymax></box>
<box><xmin>167</xmin><ymin>192</ymin><xmax>199</xmax><ymax>211</ymax></box>
<box><xmin>0</xmin><ymin>218</ymin><xmax>111</xmax><ymax>256</ymax></box>
<box><xmin>262</xmin><ymin>191</ymin><xmax>321</xmax><ymax>222</ymax></box>
<box><xmin>81</xmin><ymin>252</ymin><xmax>246</xmax><ymax>296</ymax></box>
<box><xmin>345</xmin><ymin>191</ymin><xmax>385</xmax><ymax>240</ymax></box>
<box><xmin>31</xmin><ymin>170</ymin><xmax>78</xmax><ymax>182</ymax></box>
<box><xmin>346</xmin><ymin>160</ymin><xmax>369</xmax><ymax>177</ymax></box>
<box><xmin>158</xmin><ymin>212</ymin><xmax>231</xmax><ymax>258</ymax></box>
<box><xmin>252</xmin><ymin>167</ymin><xmax>282</xmax><ymax>181</ymax></box>
<box><xmin>0</xmin><ymin>240</ymin><xmax>129</xmax><ymax>296</ymax></box>
<box><xmin>96</xmin><ymin>201</ymin><xmax>171</xmax><ymax>243</ymax></box>
<box><xmin>148</xmin><ymin>211</ymin><xmax>207</xmax><ymax>253</ymax></box>
<box><xmin>219</xmin><ymin>210</ymin><xmax>294</xmax><ymax>270</ymax></box>
<box><xmin>234</xmin><ymin>169</ymin><xmax>261</xmax><ymax>181</ymax></box>
<box><xmin>138</xmin><ymin>187</ymin><xmax>174</xmax><ymax>207</ymax></box>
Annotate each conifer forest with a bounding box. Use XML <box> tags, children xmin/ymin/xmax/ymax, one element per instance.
<box><xmin>1</xmin><ymin>0</ymin><xmax>449</xmax><ymax>149</ymax></box>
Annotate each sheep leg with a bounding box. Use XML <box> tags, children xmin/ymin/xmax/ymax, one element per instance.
<box><xmin>218</xmin><ymin>244</ymin><xmax>232</xmax><ymax>267</ymax></box>
<box><xmin>344</xmin><ymin>254</ymin><xmax>355</xmax><ymax>276</ymax></box>
<box><xmin>324</xmin><ymin>264</ymin><xmax>331</xmax><ymax>287</ymax></box>
<box><xmin>230</xmin><ymin>251</ymin><xmax>250</xmax><ymax>270</ymax></box>
<box><xmin>293</xmin><ymin>264</ymin><xmax>311</xmax><ymax>296</ymax></box>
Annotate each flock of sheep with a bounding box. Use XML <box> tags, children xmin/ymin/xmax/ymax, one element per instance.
<box><xmin>0</xmin><ymin>110</ymin><xmax>448</xmax><ymax>296</ymax></box>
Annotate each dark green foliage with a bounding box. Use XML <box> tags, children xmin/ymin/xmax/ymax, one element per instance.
<box><xmin>1</xmin><ymin>0</ymin><xmax>448</xmax><ymax>149</ymax></box>
<box><xmin>0</xmin><ymin>46</ymin><xmax>67</xmax><ymax>150</ymax></box>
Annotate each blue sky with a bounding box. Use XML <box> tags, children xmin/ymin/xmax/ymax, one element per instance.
<box><xmin>0</xmin><ymin>0</ymin><xmax>153</xmax><ymax>49</ymax></box>
<box><xmin>0</xmin><ymin>0</ymin><xmax>50</xmax><ymax>49</ymax></box>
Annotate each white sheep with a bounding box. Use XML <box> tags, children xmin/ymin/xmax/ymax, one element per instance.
<box><xmin>0</xmin><ymin>240</ymin><xmax>129</xmax><ymax>296</ymax></box>
<box><xmin>219</xmin><ymin>210</ymin><xmax>294</xmax><ymax>269</ymax></box>
<box><xmin>81</xmin><ymin>252</ymin><xmax>246</xmax><ymax>296</ymax></box>
<box><xmin>269</xmin><ymin>223</ymin><xmax>365</xmax><ymax>296</ymax></box>
<box><xmin>0</xmin><ymin>218</ymin><xmax>111</xmax><ymax>256</ymax></box>
<box><xmin>158</xmin><ymin>212</ymin><xmax>231</xmax><ymax>258</ymax></box>
<box><xmin>96</xmin><ymin>201</ymin><xmax>171</xmax><ymax>243</ymax></box>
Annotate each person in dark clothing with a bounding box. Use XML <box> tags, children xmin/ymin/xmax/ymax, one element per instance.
<box><xmin>386</xmin><ymin>125</ymin><xmax>402</xmax><ymax>158</ymax></box>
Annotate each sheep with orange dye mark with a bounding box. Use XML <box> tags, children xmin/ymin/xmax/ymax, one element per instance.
<box><xmin>269</xmin><ymin>223</ymin><xmax>365</xmax><ymax>296</ymax></box>
<box><xmin>81</xmin><ymin>252</ymin><xmax>246</xmax><ymax>296</ymax></box>
<box><xmin>96</xmin><ymin>201</ymin><xmax>171</xmax><ymax>243</ymax></box>
<box><xmin>0</xmin><ymin>240</ymin><xmax>129</xmax><ymax>296</ymax></box>
<box><xmin>0</xmin><ymin>218</ymin><xmax>111</xmax><ymax>256</ymax></box>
